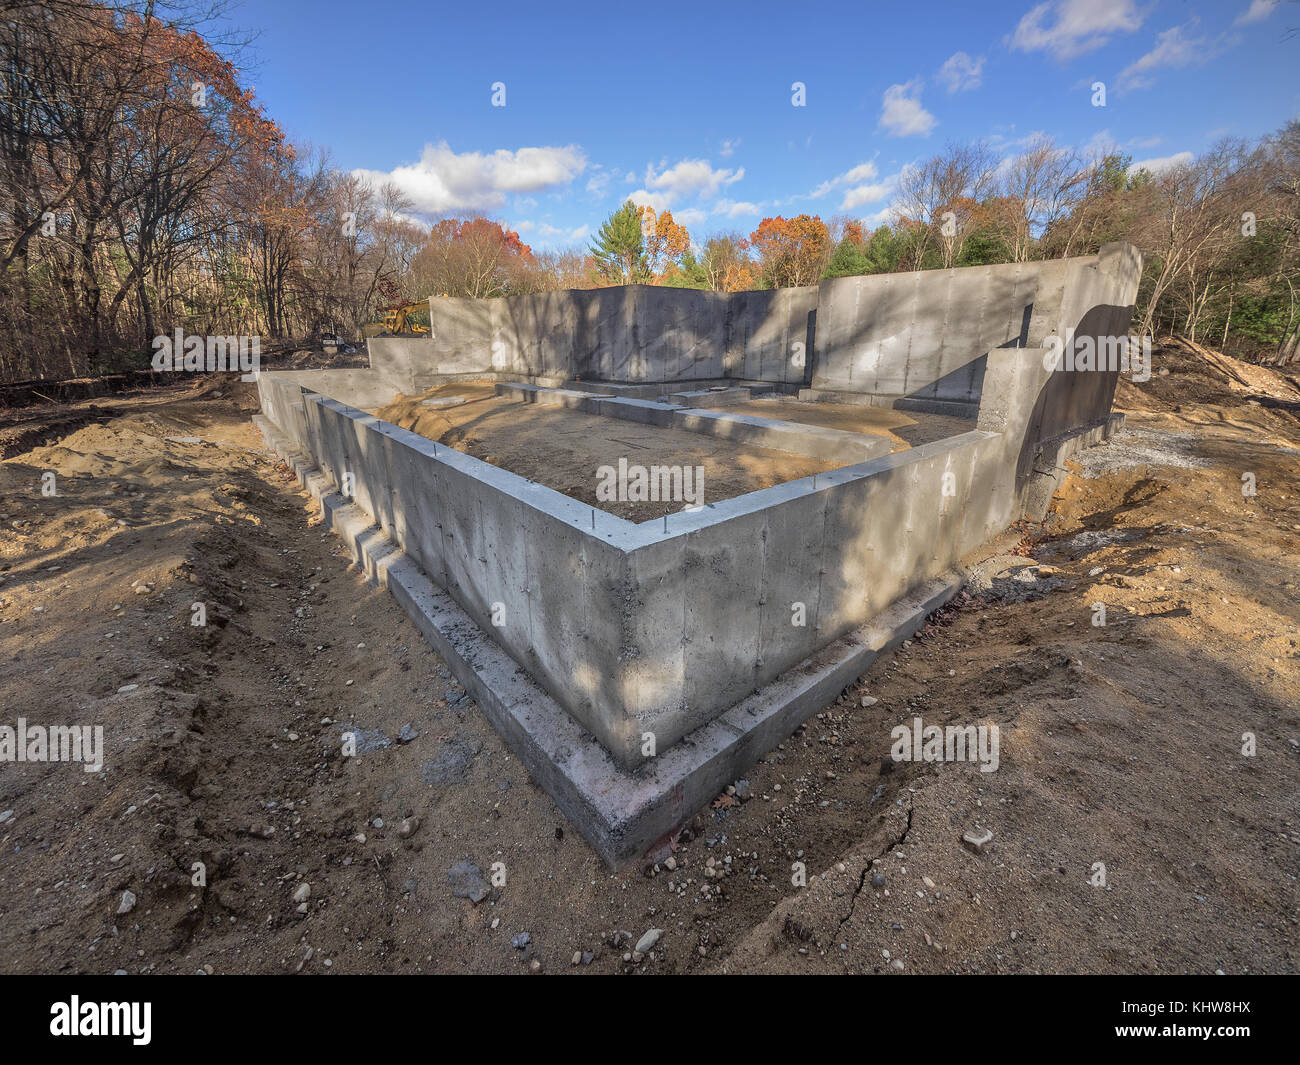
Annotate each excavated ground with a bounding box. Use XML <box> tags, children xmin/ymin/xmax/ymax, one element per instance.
<box><xmin>0</xmin><ymin>351</ymin><xmax>1296</xmax><ymax>974</ymax></box>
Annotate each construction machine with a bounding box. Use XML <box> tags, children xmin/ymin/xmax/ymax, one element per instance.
<box><xmin>380</xmin><ymin>299</ymin><xmax>431</xmax><ymax>336</ymax></box>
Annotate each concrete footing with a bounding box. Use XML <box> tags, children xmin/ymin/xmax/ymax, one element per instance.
<box><xmin>796</xmin><ymin>387</ymin><xmax>979</xmax><ymax>419</ymax></box>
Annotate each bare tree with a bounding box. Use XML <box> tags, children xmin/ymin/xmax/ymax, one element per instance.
<box><xmin>1131</xmin><ymin>139</ymin><xmax>1263</xmax><ymax>340</ymax></box>
<box><xmin>894</xmin><ymin>140</ymin><xmax>998</xmax><ymax>268</ymax></box>
<box><xmin>998</xmin><ymin>134</ymin><xmax>1088</xmax><ymax>262</ymax></box>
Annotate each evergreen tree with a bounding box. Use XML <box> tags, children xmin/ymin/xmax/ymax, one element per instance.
<box><xmin>862</xmin><ymin>226</ymin><xmax>903</xmax><ymax>273</ymax></box>
<box><xmin>823</xmin><ymin>238</ymin><xmax>873</xmax><ymax>278</ymax></box>
<box><xmin>590</xmin><ymin>200</ymin><xmax>650</xmax><ymax>284</ymax></box>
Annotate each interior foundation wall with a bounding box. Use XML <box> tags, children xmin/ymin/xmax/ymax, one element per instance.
<box><xmin>369</xmin><ymin>244</ymin><xmax>1139</xmax><ymax>422</ymax></box>
<box><xmin>369</xmin><ymin>284</ymin><xmax>815</xmax><ymax>393</ymax></box>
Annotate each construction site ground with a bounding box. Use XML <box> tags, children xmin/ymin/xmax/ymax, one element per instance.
<box><xmin>0</xmin><ymin>342</ymin><xmax>1296</xmax><ymax>974</ymax></box>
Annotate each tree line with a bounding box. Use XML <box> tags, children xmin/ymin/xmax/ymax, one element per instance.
<box><xmin>585</xmin><ymin>126</ymin><xmax>1300</xmax><ymax>365</ymax></box>
<box><xmin>0</xmin><ymin>0</ymin><xmax>428</xmax><ymax>383</ymax></box>
<box><xmin>2</xmin><ymin>1</ymin><xmax>1297</xmax><ymax>386</ymax></box>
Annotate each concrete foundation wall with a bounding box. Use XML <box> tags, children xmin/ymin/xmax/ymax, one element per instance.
<box><xmin>373</xmin><ymin>246</ymin><xmax>1135</xmax><ymax>417</ymax></box>
<box><xmin>257</xmin><ymin>371</ymin><xmax>315</xmax><ymax>453</ymax></box>
<box><xmin>368</xmin><ymin>282</ymin><xmax>815</xmax><ymax>392</ymax></box>
<box><xmin>366</xmin><ymin>338</ymin><xmax>440</xmax><ymax>393</ymax></box>
<box><xmin>1033</xmin><ymin>242</ymin><xmax>1144</xmax><ymax>442</ymax></box>
<box><xmin>289</xmin><ymin>388</ymin><xmax>650</xmax><ymax>761</ymax></box>
<box><xmin>723</xmin><ymin>287</ymin><xmax>817</xmax><ymax>384</ymax></box>
<box><xmin>616</xmin><ymin>244</ymin><xmax>1139</xmax><ymax>755</ymax></box>
<box><xmin>809</xmin><ymin>244</ymin><xmax>1140</xmax><ymax>419</ymax></box>
<box><xmin>255</xmin><ymin>351</ymin><xmax>1124</xmax><ymax>772</ymax></box>
<box><xmin>262</xmin><ymin>244</ymin><xmax>1142</xmax><ymax>773</ymax></box>
<box><xmin>617</xmin><ymin>429</ymin><xmax>1006</xmax><ymax>751</ymax></box>
<box><xmin>811</xmin><ymin>259</ymin><xmax>1039</xmax><ymax>404</ymax></box>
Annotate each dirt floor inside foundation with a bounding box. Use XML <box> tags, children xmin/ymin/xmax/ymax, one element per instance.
<box><xmin>0</xmin><ymin>344</ymin><xmax>1297</xmax><ymax>974</ymax></box>
<box><xmin>713</xmin><ymin>395</ymin><xmax>976</xmax><ymax>448</ymax></box>
<box><xmin>372</xmin><ymin>383</ymin><xmax>845</xmax><ymax>522</ymax></box>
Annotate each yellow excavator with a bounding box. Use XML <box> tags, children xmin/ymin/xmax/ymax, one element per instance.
<box><xmin>380</xmin><ymin>299</ymin><xmax>430</xmax><ymax>336</ymax></box>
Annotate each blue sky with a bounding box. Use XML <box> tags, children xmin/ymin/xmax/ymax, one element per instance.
<box><xmin>235</xmin><ymin>0</ymin><xmax>1299</xmax><ymax>248</ymax></box>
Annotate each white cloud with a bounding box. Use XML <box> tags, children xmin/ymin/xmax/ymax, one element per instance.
<box><xmin>937</xmin><ymin>51</ymin><xmax>985</xmax><ymax>93</ymax></box>
<box><xmin>1128</xmin><ymin>150</ymin><xmax>1194</xmax><ymax>176</ymax></box>
<box><xmin>642</xmin><ymin>158</ymin><xmax>744</xmax><ymax>200</ymax></box>
<box><xmin>840</xmin><ymin>183</ymin><xmax>892</xmax><ymax>210</ymax></box>
<box><xmin>840</xmin><ymin>161</ymin><xmax>880</xmax><ymax>185</ymax></box>
<box><xmin>1235</xmin><ymin>0</ymin><xmax>1279</xmax><ymax>25</ymax></box>
<box><xmin>353</xmin><ymin>142</ymin><xmax>586</xmax><ymax>214</ymax></box>
<box><xmin>546</xmin><ymin>223</ymin><xmax>588</xmax><ymax>242</ymax></box>
<box><xmin>1117</xmin><ymin>20</ymin><xmax>1212</xmax><ymax>92</ymax></box>
<box><xmin>879</xmin><ymin>81</ymin><xmax>937</xmax><ymax>137</ymax></box>
<box><xmin>860</xmin><ymin>206</ymin><xmax>898</xmax><ymax>228</ymax></box>
<box><xmin>719</xmin><ymin>138</ymin><xmax>740</xmax><ymax>158</ymax></box>
<box><xmin>1081</xmin><ymin>130</ymin><xmax>1172</xmax><ymax>167</ymax></box>
<box><xmin>627</xmin><ymin>188</ymin><xmax>672</xmax><ymax>213</ymax></box>
<box><xmin>1082</xmin><ymin>129</ymin><xmax>1118</xmax><ymax>157</ymax></box>
<box><xmin>812</xmin><ymin>160</ymin><xmax>879</xmax><ymax>198</ymax></box>
<box><xmin>1008</xmin><ymin>0</ymin><xmax>1144</xmax><ymax>59</ymax></box>
<box><xmin>674</xmin><ymin>208</ymin><xmax>708</xmax><ymax>226</ymax></box>
<box><xmin>808</xmin><ymin>160</ymin><xmax>895</xmax><ymax>210</ymax></box>
<box><xmin>712</xmin><ymin>199</ymin><xmax>761</xmax><ymax>218</ymax></box>
<box><xmin>516</xmin><ymin>221</ymin><xmax>590</xmax><ymax>244</ymax></box>
<box><xmin>386</xmin><ymin>210</ymin><xmax>427</xmax><ymax>229</ymax></box>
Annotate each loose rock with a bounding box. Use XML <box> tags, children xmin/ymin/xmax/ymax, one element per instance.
<box><xmin>447</xmin><ymin>860</ymin><xmax>491</xmax><ymax>904</ymax></box>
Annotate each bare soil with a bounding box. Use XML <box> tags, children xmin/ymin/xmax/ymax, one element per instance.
<box><xmin>712</xmin><ymin>395</ymin><xmax>975</xmax><ymax>448</ymax></box>
<box><xmin>0</xmin><ymin>347</ymin><xmax>1296</xmax><ymax>974</ymax></box>
<box><xmin>374</xmin><ymin>383</ymin><xmax>843</xmax><ymax>522</ymax></box>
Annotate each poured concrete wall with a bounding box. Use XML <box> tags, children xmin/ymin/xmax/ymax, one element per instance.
<box><xmin>812</xmin><ymin>259</ymin><xmax>1043</xmax><ymax>405</ymax></box>
<box><xmin>256</xmin><ymin>344</ymin><xmax>1123</xmax><ymax>771</ymax></box>
<box><xmin>258</xmin><ymin>371</ymin><xmax>315</xmax><ymax>453</ymax></box>
<box><xmin>1031</xmin><ymin>242</ymin><xmax>1144</xmax><ymax>444</ymax></box>
<box><xmin>260</xmin><ymin>368</ymin><xmax>1001</xmax><ymax>767</ymax></box>
<box><xmin>368</xmin><ymin>283</ymin><xmax>815</xmax><ymax>393</ymax></box>
<box><xmin>617</xmin><ymin>430</ymin><xmax>997</xmax><ymax>751</ymax></box>
<box><xmin>262</xmin><ymin>244</ymin><xmax>1142</xmax><ymax>771</ymax></box>
<box><xmin>372</xmin><ymin>245</ymin><xmax>1136</xmax><ymax>415</ymax></box>
<box><xmin>723</xmin><ymin>286</ymin><xmax>818</xmax><ymax>383</ymax></box>
<box><xmin>367</xmin><ymin>338</ymin><xmax>445</xmax><ymax>394</ymax></box>
<box><xmin>616</xmin><ymin>251</ymin><xmax>1142</xmax><ymax>756</ymax></box>
<box><xmin>807</xmin><ymin>245</ymin><xmax>1140</xmax><ymax>415</ymax></box>
<box><xmin>267</xmin><ymin>378</ymin><xmax>644</xmax><ymax>761</ymax></box>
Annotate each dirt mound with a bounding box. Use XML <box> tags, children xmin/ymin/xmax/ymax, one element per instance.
<box><xmin>372</xmin><ymin>385</ymin><xmax>469</xmax><ymax>446</ymax></box>
<box><xmin>1119</xmin><ymin>336</ymin><xmax>1300</xmax><ymax>414</ymax></box>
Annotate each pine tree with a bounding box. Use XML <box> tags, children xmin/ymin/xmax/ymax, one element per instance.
<box><xmin>823</xmin><ymin>238</ymin><xmax>872</xmax><ymax>278</ymax></box>
<box><xmin>590</xmin><ymin>200</ymin><xmax>650</xmax><ymax>284</ymax></box>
